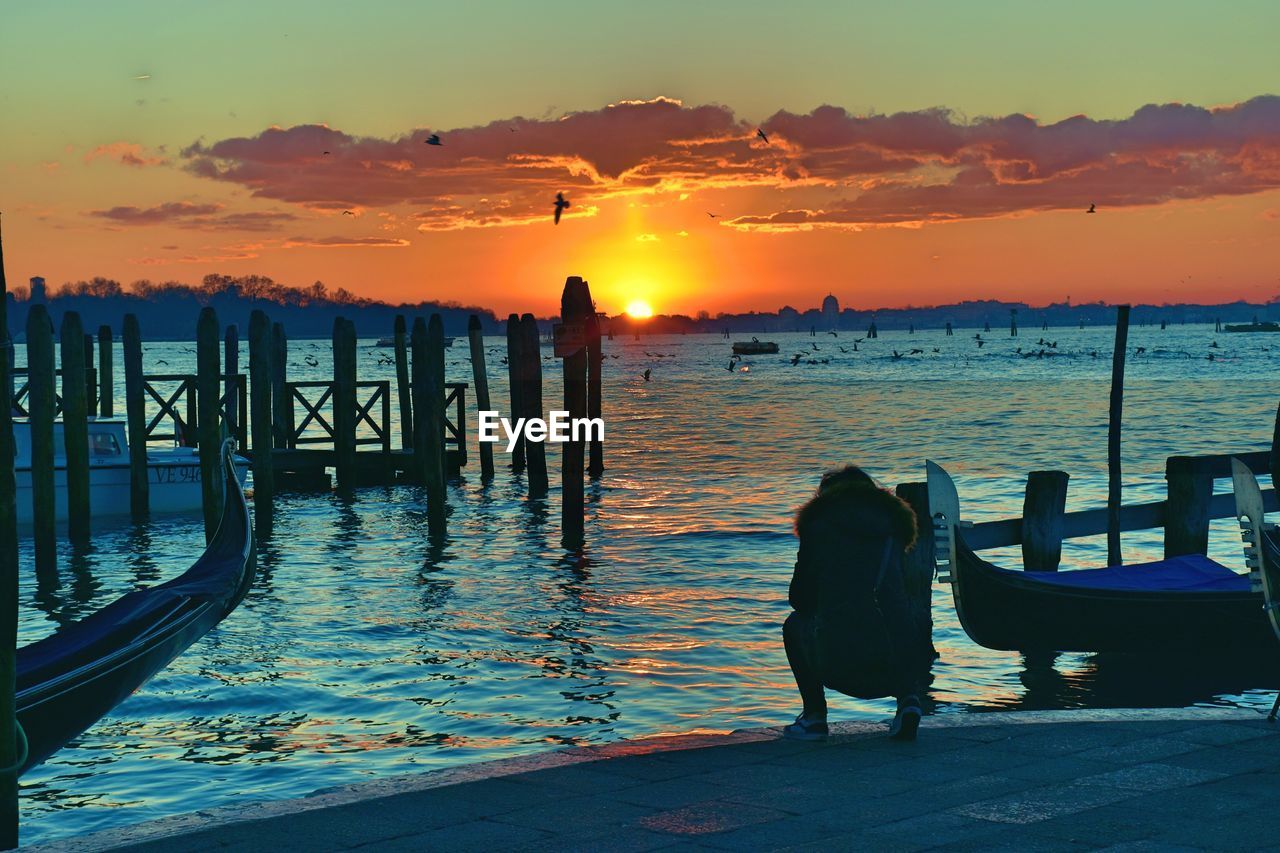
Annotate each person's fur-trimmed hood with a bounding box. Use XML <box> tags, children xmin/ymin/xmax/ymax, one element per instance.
<box><xmin>794</xmin><ymin>480</ymin><xmax>918</xmax><ymax>550</ymax></box>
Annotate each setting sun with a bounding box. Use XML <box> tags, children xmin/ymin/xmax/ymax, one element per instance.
<box><xmin>625</xmin><ymin>300</ymin><xmax>654</xmax><ymax>318</ymax></box>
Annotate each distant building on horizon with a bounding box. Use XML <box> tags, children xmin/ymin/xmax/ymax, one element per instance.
<box><xmin>822</xmin><ymin>293</ymin><xmax>839</xmax><ymax>327</ymax></box>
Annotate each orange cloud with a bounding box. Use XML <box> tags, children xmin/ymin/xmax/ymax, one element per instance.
<box><xmin>174</xmin><ymin>95</ymin><xmax>1280</xmax><ymax>233</ymax></box>
<box><xmin>281</xmin><ymin>235</ymin><xmax>410</xmax><ymax>248</ymax></box>
<box><xmin>84</xmin><ymin>141</ymin><xmax>168</xmax><ymax>167</ymax></box>
<box><xmin>88</xmin><ymin>202</ymin><xmax>297</xmax><ymax>231</ymax></box>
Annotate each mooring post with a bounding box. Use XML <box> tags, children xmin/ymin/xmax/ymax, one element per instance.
<box><xmin>82</xmin><ymin>332</ymin><xmax>97</xmax><ymax>415</ymax></box>
<box><xmin>586</xmin><ymin>309</ymin><xmax>603</xmax><ymax>478</ymax></box>
<box><xmin>467</xmin><ymin>314</ymin><xmax>495</xmax><ymax>480</ymax></box>
<box><xmin>26</xmin><ymin>306</ymin><xmax>57</xmax><ymax>574</ymax></box>
<box><xmin>1164</xmin><ymin>456</ymin><xmax>1213</xmax><ymax>557</ymax></box>
<box><xmin>1107</xmin><ymin>304</ymin><xmax>1131</xmax><ymax>566</ymax></box>
<box><xmin>895</xmin><ymin>482</ymin><xmax>936</xmax><ymax>661</ymax></box>
<box><xmin>60</xmin><ymin>312</ymin><xmax>91</xmax><ymax>545</ymax></box>
<box><xmin>412</xmin><ymin>317</ymin><xmax>446</xmax><ymax>533</ymax></box>
<box><xmin>560</xmin><ymin>277</ymin><xmax>591</xmax><ymax>547</ymax></box>
<box><xmin>519</xmin><ymin>313</ymin><xmax>548</xmax><ymax>497</ymax></box>
<box><xmin>505</xmin><ymin>313</ymin><xmax>526</xmax><ymax>472</ymax></box>
<box><xmin>394</xmin><ymin>315</ymin><xmax>413</xmax><ymax>450</ymax></box>
<box><xmin>1010</xmin><ymin>308</ymin><xmax>1018</xmax><ymax>337</ymax></box>
<box><xmin>1021</xmin><ymin>471</ymin><xmax>1069</xmax><ymax>571</ymax></box>
<box><xmin>224</xmin><ymin>324</ymin><xmax>239</xmax><ymax>435</ymax></box>
<box><xmin>270</xmin><ymin>322</ymin><xmax>289</xmax><ymax>450</ymax></box>
<box><xmin>332</xmin><ymin>317</ymin><xmax>358</xmax><ymax>490</ymax></box>
<box><xmin>122</xmin><ymin>314</ymin><xmax>149</xmax><ymax>518</ymax></box>
<box><xmin>428</xmin><ymin>313</ymin><xmax>447</xmax><ymax>474</ymax></box>
<box><xmin>97</xmin><ymin>325</ymin><xmax>113</xmax><ymax>417</ymax></box>
<box><xmin>248</xmin><ymin>310</ymin><xmax>274</xmax><ymax>536</ymax></box>
<box><xmin>945</xmin><ymin>321</ymin><xmax>953</xmax><ymax>336</ymax></box>
<box><xmin>0</xmin><ymin>215</ymin><xmax>17</xmax><ymax>850</ymax></box>
<box><xmin>410</xmin><ymin>317</ymin><xmax>428</xmax><ymax>482</ymax></box>
<box><xmin>196</xmin><ymin>307</ymin><xmax>222</xmax><ymax>542</ymax></box>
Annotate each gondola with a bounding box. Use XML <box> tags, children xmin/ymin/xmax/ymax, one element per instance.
<box><xmin>1229</xmin><ymin>458</ymin><xmax>1280</xmax><ymax>718</ymax></box>
<box><xmin>927</xmin><ymin>460</ymin><xmax>1272</xmax><ymax>654</ymax></box>
<box><xmin>13</xmin><ymin>439</ymin><xmax>255</xmax><ymax>776</ymax></box>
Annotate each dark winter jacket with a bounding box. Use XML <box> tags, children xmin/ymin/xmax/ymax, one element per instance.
<box><xmin>789</xmin><ymin>480</ymin><xmax>926</xmax><ymax>682</ymax></box>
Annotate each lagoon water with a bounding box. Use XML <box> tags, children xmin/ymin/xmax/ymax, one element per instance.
<box><xmin>15</xmin><ymin>324</ymin><xmax>1280</xmax><ymax>843</ymax></box>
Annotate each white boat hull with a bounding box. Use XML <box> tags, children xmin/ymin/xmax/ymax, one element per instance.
<box><xmin>14</xmin><ymin>456</ymin><xmax>250</xmax><ymax>525</ymax></box>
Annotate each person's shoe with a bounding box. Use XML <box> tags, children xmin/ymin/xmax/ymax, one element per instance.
<box><xmin>782</xmin><ymin>712</ymin><xmax>829</xmax><ymax>741</ymax></box>
<box><xmin>888</xmin><ymin>697</ymin><xmax>922</xmax><ymax>741</ymax></box>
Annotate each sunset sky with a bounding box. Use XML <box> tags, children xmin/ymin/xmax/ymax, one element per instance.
<box><xmin>3</xmin><ymin>1</ymin><xmax>1279</xmax><ymax>317</ymax></box>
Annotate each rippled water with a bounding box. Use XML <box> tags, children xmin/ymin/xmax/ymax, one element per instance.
<box><xmin>14</xmin><ymin>324</ymin><xmax>1280</xmax><ymax>843</ymax></box>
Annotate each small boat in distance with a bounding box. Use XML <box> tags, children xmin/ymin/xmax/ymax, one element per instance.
<box><xmin>12</xmin><ymin>418</ymin><xmax>249</xmax><ymax>524</ymax></box>
<box><xmin>15</xmin><ymin>439</ymin><xmax>256</xmax><ymax>775</ymax></box>
<box><xmin>375</xmin><ymin>336</ymin><xmax>454</xmax><ymax>347</ymax></box>
<box><xmin>928</xmin><ymin>460</ymin><xmax>1273</xmax><ymax>655</ymax></box>
<box><xmin>1223</xmin><ymin>321</ymin><xmax>1280</xmax><ymax>333</ymax></box>
<box><xmin>732</xmin><ymin>338</ymin><xmax>779</xmax><ymax>355</ymax></box>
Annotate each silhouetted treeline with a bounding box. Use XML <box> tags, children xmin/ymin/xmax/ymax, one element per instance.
<box><xmin>607</xmin><ymin>297</ymin><xmax>1280</xmax><ymax>336</ymax></box>
<box><xmin>3</xmin><ymin>273</ymin><xmax>504</xmax><ymax>341</ymax></box>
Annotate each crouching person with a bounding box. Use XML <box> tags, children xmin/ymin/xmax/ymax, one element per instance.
<box><xmin>783</xmin><ymin>465</ymin><xmax>929</xmax><ymax>741</ymax></box>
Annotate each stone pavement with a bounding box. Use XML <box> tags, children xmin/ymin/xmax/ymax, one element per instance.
<box><xmin>32</xmin><ymin>709</ymin><xmax>1280</xmax><ymax>852</ymax></box>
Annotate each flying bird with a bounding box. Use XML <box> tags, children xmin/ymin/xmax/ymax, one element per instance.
<box><xmin>425</xmin><ymin>134</ymin><xmax>442</xmax><ymax>146</ymax></box>
<box><xmin>553</xmin><ymin>192</ymin><xmax>570</xmax><ymax>225</ymax></box>
<box><xmin>643</xmin><ymin>368</ymin><xmax>651</xmax><ymax>381</ymax></box>
<box><xmin>707</xmin><ymin>212</ymin><xmax>718</xmax><ymax>218</ymax></box>
<box><xmin>342</xmin><ymin>210</ymin><xmax>355</xmax><ymax>216</ymax></box>
<box><xmin>1087</xmin><ymin>203</ymin><xmax>1096</xmax><ymax>214</ymax></box>
<box><xmin>323</xmin><ymin>150</ymin><xmax>331</xmax><ymax>155</ymax></box>
<box><xmin>756</xmin><ymin>128</ymin><xmax>769</xmax><ymax>144</ymax></box>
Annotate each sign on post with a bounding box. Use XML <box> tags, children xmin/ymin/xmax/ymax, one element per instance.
<box><xmin>553</xmin><ymin>322</ymin><xmax>585</xmax><ymax>358</ymax></box>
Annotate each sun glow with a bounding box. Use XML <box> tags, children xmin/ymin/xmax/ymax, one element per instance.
<box><xmin>625</xmin><ymin>300</ymin><xmax>654</xmax><ymax>318</ymax></box>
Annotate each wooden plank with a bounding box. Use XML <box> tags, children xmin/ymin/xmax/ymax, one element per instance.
<box><xmin>967</xmin><ymin>488</ymin><xmax>1280</xmax><ymax>552</ymax></box>
<box><xmin>394</xmin><ymin>315</ymin><xmax>412</xmax><ymax>450</ymax></box>
<box><xmin>1022</xmin><ymin>470</ymin><xmax>1069</xmax><ymax>571</ymax></box>
<box><xmin>196</xmin><ymin>307</ymin><xmax>222</xmax><ymax>542</ymax></box>
<box><xmin>59</xmin><ymin>312</ymin><xmax>91</xmax><ymax>545</ymax></box>
<box><xmin>467</xmin><ymin>314</ymin><xmax>494</xmax><ymax>480</ymax></box>
<box><xmin>560</xmin><ymin>277</ymin><xmax>591</xmax><ymax>547</ymax></box>
<box><xmin>1107</xmin><ymin>304</ymin><xmax>1131</xmax><ymax>564</ymax></box>
<box><xmin>1165</xmin><ymin>456</ymin><xmax>1213</xmax><ymax>557</ymax></box>
<box><xmin>270</xmin><ymin>322</ymin><xmax>288</xmax><ymax>450</ymax></box>
<box><xmin>332</xmin><ymin>317</ymin><xmax>357</xmax><ymax>490</ymax></box>
<box><xmin>519</xmin><ymin>313</ymin><xmax>548</xmax><ymax>497</ymax></box>
<box><xmin>122</xmin><ymin>314</ymin><xmax>149</xmax><ymax>517</ymax></box>
<box><xmin>25</xmin><ymin>305</ymin><xmax>57</xmax><ymax>574</ymax></box>
<box><xmin>248</xmin><ymin>310</ymin><xmax>274</xmax><ymax>536</ymax></box>
<box><xmin>97</xmin><ymin>325</ymin><xmax>113</xmax><ymax>417</ymax></box>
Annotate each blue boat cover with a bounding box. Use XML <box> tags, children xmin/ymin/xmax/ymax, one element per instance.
<box><xmin>1012</xmin><ymin>553</ymin><xmax>1249</xmax><ymax>592</ymax></box>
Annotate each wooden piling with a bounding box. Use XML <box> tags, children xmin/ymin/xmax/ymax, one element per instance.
<box><xmin>467</xmin><ymin>315</ymin><xmax>495</xmax><ymax>480</ymax></box>
<box><xmin>59</xmin><ymin>312</ymin><xmax>91</xmax><ymax>545</ymax></box>
<box><xmin>895</xmin><ymin>482</ymin><xmax>936</xmax><ymax>661</ymax></box>
<box><xmin>122</xmin><ymin>314</ymin><xmax>149</xmax><ymax>517</ymax></box>
<box><xmin>248</xmin><ymin>310</ymin><xmax>274</xmax><ymax>535</ymax></box>
<box><xmin>505</xmin><ymin>314</ymin><xmax>526</xmax><ymax>472</ymax></box>
<box><xmin>25</xmin><ymin>306</ymin><xmax>57</xmax><ymax>574</ymax></box>
<box><xmin>97</xmin><ymin>325</ymin><xmax>113</xmax><ymax>417</ymax></box>
<box><xmin>1107</xmin><ymin>304</ymin><xmax>1131</xmax><ymax>566</ymax></box>
<box><xmin>560</xmin><ymin>277</ymin><xmax>592</xmax><ymax>547</ymax></box>
<box><xmin>270</xmin><ymin>322</ymin><xmax>289</xmax><ymax>450</ymax></box>
<box><xmin>224</xmin><ymin>324</ymin><xmax>239</xmax><ymax>435</ymax></box>
<box><xmin>0</xmin><ymin>214</ymin><xmax>17</xmax><ymax>849</ymax></box>
<box><xmin>412</xmin><ymin>317</ymin><xmax>446</xmax><ymax>533</ymax></box>
<box><xmin>332</xmin><ymin>317</ymin><xmax>358</xmax><ymax>490</ymax></box>
<box><xmin>394</xmin><ymin>315</ymin><xmax>413</xmax><ymax>450</ymax></box>
<box><xmin>945</xmin><ymin>322</ymin><xmax>953</xmax><ymax>336</ymax></box>
<box><xmin>1009</xmin><ymin>308</ymin><xmax>1018</xmax><ymax>337</ymax></box>
<box><xmin>1164</xmin><ymin>456</ymin><xmax>1213</xmax><ymax>558</ymax></box>
<box><xmin>519</xmin><ymin>313</ymin><xmax>548</xmax><ymax>496</ymax></box>
<box><xmin>1021</xmin><ymin>471</ymin><xmax>1069</xmax><ymax>571</ymax></box>
<box><xmin>410</xmin><ymin>317</ymin><xmax>429</xmax><ymax>480</ymax></box>
<box><xmin>428</xmin><ymin>313</ymin><xmax>447</xmax><ymax>474</ymax></box>
<box><xmin>196</xmin><ymin>307</ymin><xmax>222</xmax><ymax>542</ymax></box>
<box><xmin>82</xmin><ymin>332</ymin><xmax>96</xmax><ymax>415</ymax></box>
<box><xmin>586</xmin><ymin>309</ymin><xmax>603</xmax><ymax>478</ymax></box>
